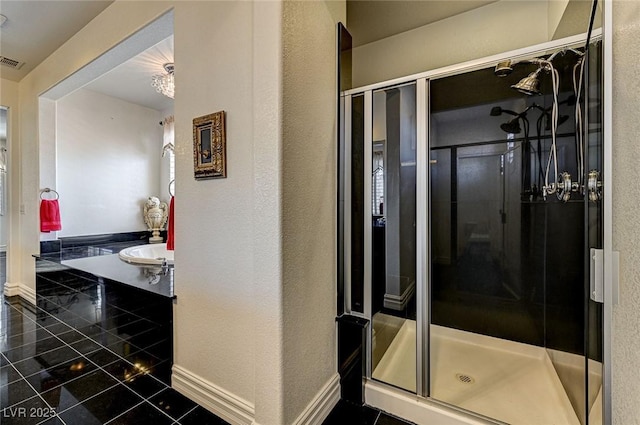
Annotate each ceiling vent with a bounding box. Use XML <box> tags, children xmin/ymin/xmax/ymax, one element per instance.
<box><xmin>0</xmin><ymin>56</ymin><xmax>25</xmax><ymax>70</ymax></box>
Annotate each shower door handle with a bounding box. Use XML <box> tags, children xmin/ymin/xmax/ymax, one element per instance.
<box><xmin>590</xmin><ymin>248</ymin><xmax>621</xmax><ymax>304</ymax></box>
<box><xmin>590</xmin><ymin>248</ymin><xmax>604</xmax><ymax>303</ymax></box>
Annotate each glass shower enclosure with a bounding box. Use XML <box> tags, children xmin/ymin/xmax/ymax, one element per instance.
<box><xmin>342</xmin><ymin>33</ymin><xmax>608</xmax><ymax>425</ymax></box>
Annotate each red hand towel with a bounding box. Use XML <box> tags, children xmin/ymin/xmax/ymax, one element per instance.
<box><xmin>40</xmin><ymin>199</ymin><xmax>62</xmax><ymax>232</ymax></box>
<box><xmin>166</xmin><ymin>196</ymin><xmax>175</xmax><ymax>250</ymax></box>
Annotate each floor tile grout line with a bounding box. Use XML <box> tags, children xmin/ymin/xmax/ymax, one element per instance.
<box><xmin>5</xmin><ymin>295</ymin><xmax>169</xmax><ymax>363</ymax></box>
<box><xmin>2</xmin><ymin>338</ymin><xmax>83</xmax><ymax>369</ymax></box>
<box><xmin>3</xmin><ymin>275</ymin><xmax>174</xmax><ymax>419</ymax></box>
<box><xmin>54</xmin><ymin>380</ymin><xmax>136</xmax><ymax>417</ymax></box>
<box><xmin>34</xmin><ymin>294</ymin><xmax>163</xmax><ymax>353</ymax></box>
<box><xmin>0</xmin><ymin>345</ymin><xmax>62</xmax><ymax>419</ymax></box>
<box><xmin>143</xmin><ymin>388</ymin><xmax>195</xmax><ymax>424</ymax></box>
<box><xmin>1</xmin><ymin>337</ymin><xmax>125</xmax><ymax>416</ymax></box>
<box><xmin>102</xmin><ymin>399</ymin><xmax>149</xmax><ymax>425</ymax></box>
<box><xmin>34</xmin><ymin>301</ymin><xmax>157</xmax><ymax>369</ymax></box>
<box><xmin>9</xmin><ymin>322</ymin><xmax>137</xmax><ymax>389</ymax></box>
<box><xmin>174</xmin><ymin>404</ymin><xmax>199</xmax><ymax>423</ymax></box>
<box><xmin>36</xmin><ymin>307</ymin><xmax>172</xmax><ymax>392</ymax></box>
<box><xmin>2</xmin><ymin>334</ymin><xmax>70</xmax><ymax>361</ymax></box>
<box><xmin>1</xmin><ymin>393</ymin><xmax>52</xmax><ymax>416</ymax></box>
<box><xmin>36</xmin><ymin>276</ymin><xmax>168</xmax><ymax>324</ymax></box>
<box><xmin>36</xmin><ymin>413</ymin><xmax>68</xmax><ymax>425</ymax></box>
<box><xmin>73</xmin><ymin>350</ymin><xmax>173</xmax><ymax>405</ymax></box>
<box><xmin>0</xmin><ymin>353</ymin><xmax>44</xmax><ymax>411</ymax></box>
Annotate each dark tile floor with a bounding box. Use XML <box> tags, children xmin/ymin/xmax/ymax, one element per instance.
<box><xmin>321</xmin><ymin>400</ymin><xmax>415</xmax><ymax>425</ymax></box>
<box><xmin>1</xmin><ymin>253</ymin><xmax>414</xmax><ymax>425</ymax></box>
<box><xmin>1</xmin><ymin>255</ymin><xmax>227</xmax><ymax>424</ymax></box>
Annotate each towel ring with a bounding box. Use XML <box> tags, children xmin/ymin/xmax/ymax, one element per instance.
<box><xmin>40</xmin><ymin>188</ymin><xmax>59</xmax><ymax>200</ymax></box>
<box><xmin>168</xmin><ymin>179</ymin><xmax>175</xmax><ymax>197</ymax></box>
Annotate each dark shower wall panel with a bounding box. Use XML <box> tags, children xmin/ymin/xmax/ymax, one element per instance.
<box><xmin>544</xmin><ymin>201</ymin><xmax>585</xmax><ymax>355</ymax></box>
<box><xmin>431</xmin><ymin>150</ymin><xmax>452</xmax><ymax>265</ymax></box>
<box><xmin>519</xmin><ymin>200</ymin><xmax>585</xmax><ymax>354</ymax></box>
<box><xmin>351</xmin><ymin>95</ymin><xmax>365</xmax><ymax>313</ymax></box>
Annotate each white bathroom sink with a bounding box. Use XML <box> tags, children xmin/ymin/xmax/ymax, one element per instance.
<box><xmin>118</xmin><ymin>243</ymin><xmax>174</xmax><ymax>265</ymax></box>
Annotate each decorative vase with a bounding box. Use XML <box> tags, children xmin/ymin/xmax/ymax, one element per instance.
<box><xmin>143</xmin><ymin>196</ymin><xmax>168</xmax><ymax>244</ymax></box>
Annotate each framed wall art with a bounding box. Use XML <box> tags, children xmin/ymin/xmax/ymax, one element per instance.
<box><xmin>193</xmin><ymin>111</ymin><xmax>226</xmax><ymax>179</ymax></box>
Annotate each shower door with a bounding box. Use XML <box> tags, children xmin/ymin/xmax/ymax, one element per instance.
<box><xmin>341</xmin><ymin>30</ymin><xmax>609</xmax><ymax>425</ymax></box>
<box><xmin>369</xmin><ymin>83</ymin><xmax>417</xmax><ymax>393</ymax></box>
<box><xmin>427</xmin><ymin>42</ymin><xmax>604</xmax><ymax>425</ymax></box>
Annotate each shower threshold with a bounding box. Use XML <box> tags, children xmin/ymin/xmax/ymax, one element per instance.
<box><xmin>371</xmin><ymin>318</ymin><xmax>580</xmax><ymax>425</ymax></box>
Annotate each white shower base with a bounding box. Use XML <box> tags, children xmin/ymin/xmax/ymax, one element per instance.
<box><xmin>372</xmin><ymin>318</ymin><xmax>580</xmax><ymax>425</ymax></box>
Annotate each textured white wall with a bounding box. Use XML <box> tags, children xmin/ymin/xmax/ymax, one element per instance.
<box><xmin>12</xmin><ymin>2</ymin><xmax>342</xmax><ymax>423</ymax></box>
<box><xmin>252</xmin><ymin>1</ymin><xmax>285</xmax><ymax>422</ymax></box>
<box><xmin>352</xmin><ymin>1</ymin><xmax>550</xmax><ymax>87</ymax></box>
<box><xmin>281</xmin><ymin>1</ymin><xmax>342</xmax><ymax>423</ymax></box>
<box><xmin>0</xmin><ymin>110</ymin><xmax>8</xmax><ymax>249</ymax></box>
<box><xmin>612</xmin><ymin>1</ymin><xmax>640</xmax><ymax>423</ymax></box>
<box><xmin>55</xmin><ymin>88</ymin><xmax>163</xmax><ymax>237</ymax></box>
<box><xmin>38</xmin><ymin>98</ymin><xmax>57</xmax><ymax>242</ymax></box>
<box><xmin>173</xmin><ymin>0</ymin><xmax>258</xmax><ymax>408</ymax></box>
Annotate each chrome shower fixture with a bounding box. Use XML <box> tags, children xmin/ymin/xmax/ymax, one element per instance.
<box><xmin>544</xmin><ymin>169</ymin><xmax>601</xmax><ymax>203</ymax></box>
<box><xmin>554</xmin><ymin>172</ymin><xmax>580</xmax><ymax>202</ymax></box>
<box><xmin>494</xmin><ymin>60</ymin><xmax>513</xmax><ymax>77</ymax></box>
<box><xmin>587</xmin><ymin>170</ymin><xmax>603</xmax><ymax>202</ymax></box>
<box><xmin>511</xmin><ymin>68</ymin><xmax>544</xmax><ymax>96</ymax></box>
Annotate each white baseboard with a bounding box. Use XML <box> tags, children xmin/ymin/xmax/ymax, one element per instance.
<box><xmin>172</xmin><ymin>364</ymin><xmax>255</xmax><ymax>425</ymax></box>
<box><xmin>292</xmin><ymin>373</ymin><xmax>340</xmax><ymax>425</ymax></box>
<box><xmin>365</xmin><ymin>380</ymin><xmax>496</xmax><ymax>425</ymax></box>
<box><xmin>3</xmin><ymin>282</ymin><xmax>36</xmax><ymax>306</ymax></box>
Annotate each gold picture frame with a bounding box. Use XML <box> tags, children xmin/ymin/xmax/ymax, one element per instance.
<box><xmin>193</xmin><ymin>111</ymin><xmax>227</xmax><ymax>179</ymax></box>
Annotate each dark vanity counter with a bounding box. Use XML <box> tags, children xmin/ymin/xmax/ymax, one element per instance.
<box><xmin>36</xmin><ymin>238</ymin><xmax>174</xmax><ymax>299</ymax></box>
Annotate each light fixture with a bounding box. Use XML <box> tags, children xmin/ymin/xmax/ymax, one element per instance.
<box><xmin>151</xmin><ymin>63</ymin><xmax>174</xmax><ymax>99</ymax></box>
<box><xmin>0</xmin><ymin>15</ymin><xmax>7</xmax><ymax>27</ymax></box>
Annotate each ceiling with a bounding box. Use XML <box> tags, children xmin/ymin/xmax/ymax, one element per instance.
<box><xmin>0</xmin><ymin>1</ymin><xmax>114</xmax><ymax>81</ymax></box>
<box><xmin>0</xmin><ymin>0</ymin><xmax>173</xmax><ymax>111</ymax></box>
<box><xmin>0</xmin><ymin>0</ymin><xmax>499</xmax><ymax>111</ymax></box>
<box><xmin>83</xmin><ymin>36</ymin><xmax>174</xmax><ymax>112</ymax></box>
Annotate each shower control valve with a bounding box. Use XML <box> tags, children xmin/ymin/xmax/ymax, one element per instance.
<box><xmin>587</xmin><ymin>170</ymin><xmax>603</xmax><ymax>202</ymax></box>
<box><xmin>552</xmin><ymin>172</ymin><xmax>580</xmax><ymax>202</ymax></box>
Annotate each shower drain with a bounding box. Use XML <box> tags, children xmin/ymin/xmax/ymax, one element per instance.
<box><xmin>455</xmin><ymin>373</ymin><xmax>475</xmax><ymax>384</ymax></box>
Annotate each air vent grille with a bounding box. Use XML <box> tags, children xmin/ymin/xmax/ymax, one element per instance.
<box><xmin>0</xmin><ymin>56</ymin><xmax>25</xmax><ymax>70</ymax></box>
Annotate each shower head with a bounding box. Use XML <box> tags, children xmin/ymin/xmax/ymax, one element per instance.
<box><xmin>494</xmin><ymin>60</ymin><xmax>513</xmax><ymax>77</ymax></box>
<box><xmin>500</xmin><ymin>118</ymin><xmax>522</xmax><ymax>134</ymax></box>
<box><xmin>511</xmin><ymin>69</ymin><xmax>543</xmax><ymax>96</ymax></box>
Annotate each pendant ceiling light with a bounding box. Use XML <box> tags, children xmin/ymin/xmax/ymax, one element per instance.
<box><xmin>151</xmin><ymin>63</ymin><xmax>174</xmax><ymax>99</ymax></box>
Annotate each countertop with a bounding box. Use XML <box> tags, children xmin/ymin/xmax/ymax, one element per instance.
<box><xmin>35</xmin><ymin>241</ymin><xmax>174</xmax><ymax>298</ymax></box>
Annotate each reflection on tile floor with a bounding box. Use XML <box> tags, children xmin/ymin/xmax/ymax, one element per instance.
<box><xmin>1</xmin><ymin>256</ymin><xmax>227</xmax><ymax>424</ymax></box>
<box><xmin>1</xmin><ymin>254</ymin><xmax>413</xmax><ymax>425</ymax></box>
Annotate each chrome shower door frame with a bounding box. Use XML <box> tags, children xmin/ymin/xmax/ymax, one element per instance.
<box><xmin>341</xmin><ymin>27</ymin><xmax>612</xmax><ymax>425</ymax></box>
